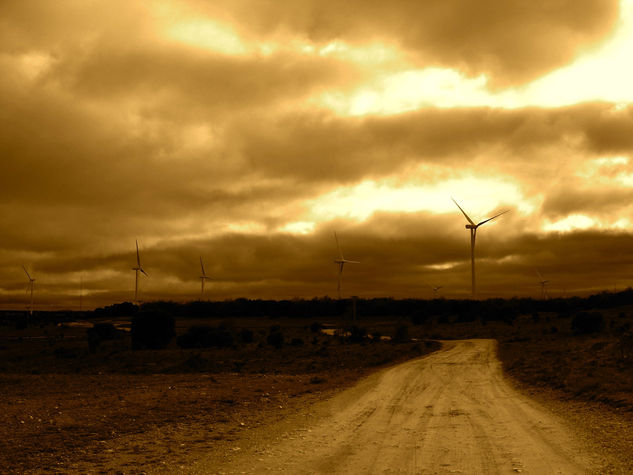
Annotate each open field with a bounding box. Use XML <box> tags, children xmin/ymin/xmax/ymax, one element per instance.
<box><xmin>0</xmin><ymin>315</ymin><xmax>437</xmax><ymax>473</ymax></box>
<box><xmin>1</xmin><ymin>296</ymin><xmax>633</xmax><ymax>472</ymax></box>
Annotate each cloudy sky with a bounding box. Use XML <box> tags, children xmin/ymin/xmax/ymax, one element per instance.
<box><xmin>3</xmin><ymin>0</ymin><xmax>633</xmax><ymax>309</ymax></box>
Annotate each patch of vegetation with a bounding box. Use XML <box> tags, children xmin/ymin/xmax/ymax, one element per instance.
<box><xmin>571</xmin><ymin>311</ymin><xmax>605</xmax><ymax>335</ymax></box>
<box><xmin>177</xmin><ymin>325</ymin><xmax>234</xmax><ymax>349</ymax></box>
<box><xmin>131</xmin><ymin>310</ymin><xmax>175</xmax><ymax>350</ymax></box>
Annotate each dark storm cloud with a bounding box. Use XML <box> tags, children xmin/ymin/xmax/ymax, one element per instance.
<box><xmin>204</xmin><ymin>0</ymin><xmax>619</xmax><ymax>86</ymax></box>
<box><xmin>46</xmin><ymin>46</ymin><xmax>360</xmax><ymax>113</ymax></box>
<box><xmin>542</xmin><ymin>189</ymin><xmax>633</xmax><ymax>219</ymax></box>
<box><xmin>231</xmin><ymin>103</ymin><xmax>633</xmax><ymax>184</ymax></box>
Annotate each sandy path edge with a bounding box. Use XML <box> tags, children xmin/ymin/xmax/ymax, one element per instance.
<box><xmin>195</xmin><ymin>339</ymin><xmax>632</xmax><ymax>474</ymax></box>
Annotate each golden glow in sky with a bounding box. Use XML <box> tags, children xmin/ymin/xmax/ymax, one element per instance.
<box><xmin>313</xmin><ymin>0</ymin><xmax>633</xmax><ymax>115</ymax></box>
<box><xmin>306</xmin><ymin>176</ymin><xmax>531</xmax><ymax>222</ymax></box>
<box><xmin>2</xmin><ymin>0</ymin><xmax>633</xmax><ymax>305</ymax></box>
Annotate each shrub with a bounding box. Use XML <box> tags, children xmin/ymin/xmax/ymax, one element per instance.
<box><xmin>88</xmin><ymin>322</ymin><xmax>119</xmax><ymax>340</ymax></box>
<box><xmin>348</xmin><ymin>325</ymin><xmax>367</xmax><ymax>343</ymax></box>
<box><xmin>571</xmin><ymin>312</ymin><xmax>605</xmax><ymax>335</ymax></box>
<box><xmin>177</xmin><ymin>325</ymin><xmax>234</xmax><ymax>349</ymax></box>
<box><xmin>290</xmin><ymin>337</ymin><xmax>304</xmax><ymax>346</ymax></box>
<box><xmin>15</xmin><ymin>317</ymin><xmax>28</xmax><ymax>330</ymax></box>
<box><xmin>411</xmin><ymin>312</ymin><xmax>427</xmax><ymax>325</ymax></box>
<box><xmin>54</xmin><ymin>347</ymin><xmax>78</xmax><ymax>359</ymax></box>
<box><xmin>267</xmin><ymin>331</ymin><xmax>284</xmax><ymax>348</ymax></box>
<box><xmin>310</xmin><ymin>322</ymin><xmax>322</xmax><ymax>333</ymax></box>
<box><xmin>131</xmin><ymin>310</ymin><xmax>175</xmax><ymax>350</ymax></box>
<box><xmin>238</xmin><ymin>328</ymin><xmax>254</xmax><ymax>344</ymax></box>
<box><xmin>394</xmin><ymin>324</ymin><xmax>410</xmax><ymax>342</ymax></box>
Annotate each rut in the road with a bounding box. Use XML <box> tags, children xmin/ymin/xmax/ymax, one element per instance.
<box><xmin>201</xmin><ymin>339</ymin><xmax>604</xmax><ymax>474</ymax></box>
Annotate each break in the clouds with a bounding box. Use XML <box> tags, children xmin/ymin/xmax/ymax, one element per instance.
<box><xmin>1</xmin><ymin>0</ymin><xmax>632</xmax><ymax>308</ymax></box>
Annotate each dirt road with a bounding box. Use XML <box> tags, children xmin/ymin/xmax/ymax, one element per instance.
<box><xmin>203</xmin><ymin>339</ymin><xmax>608</xmax><ymax>474</ymax></box>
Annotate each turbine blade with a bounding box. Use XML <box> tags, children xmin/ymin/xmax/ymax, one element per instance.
<box><xmin>22</xmin><ymin>265</ymin><xmax>32</xmax><ymax>280</ymax></box>
<box><xmin>200</xmin><ymin>256</ymin><xmax>206</xmax><ymax>276</ymax></box>
<box><xmin>477</xmin><ymin>209</ymin><xmax>509</xmax><ymax>227</ymax></box>
<box><xmin>534</xmin><ymin>267</ymin><xmax>544</xmax><ymax>282</ymax></box>
<box><xmin>140</xmin><ymin>268</ymin><xmax>148</xmax><ymax>277</ymax></box>
<box><xmin>334</xmin><ymin>231</ymin><xmax>343</xmax><ymax>259</ymax></box>
<box><xmin>136</xmin><ymin>240</ymin><xmax>141</xmax><ymax>267</ymax></box>
<box><xmin>344</xmin><ymin>260</ymin><xmax>360</xmax><ymax>264</ymax></box>
<box><xmin>451</xmin><ymin>197</ymin><xmax>475</xmax><ymax>225</ymax></box>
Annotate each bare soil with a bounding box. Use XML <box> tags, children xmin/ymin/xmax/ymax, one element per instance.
<box><xmin>0</xmin><ymin>317</ymin><xmax>438</xmax><ymax>473</ymax></box>
<box><xmin>187</xmin><ymin>340</ymin><xmax>631</xmax><ymax>474</ymax></box>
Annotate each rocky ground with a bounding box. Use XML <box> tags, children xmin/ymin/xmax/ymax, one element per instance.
<box><xmin>0</xmin><ymin>318</ymin><xmax>437</xmax><ymax>473</ymax></box>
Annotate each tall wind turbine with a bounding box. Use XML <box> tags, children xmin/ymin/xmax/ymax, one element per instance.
<box><xmin>452</xmin><ymin>198</ymin><xmax>508</xmax><ymax>297</ymax></box>
<box><xmin>199</xmin><ymin>256</ymin><xmax>211</xmax><ymax>297</ymax></box>
<box><xmin>535</xmin><ymin>268</ymin><xmax>549</xmax><ymax>300</ymax></box>
<box><xmin>22</xmin><ymin>265</ymin><xmax>35</xmax><ymax>316</ymax></box>
<box><xmin>333</xmin><ymin>232</ymin><xmax>359</xmax><ymax>299</ymax></box>
<box><xmin>132</xmin><ymin>240</ymin><xmax>148</xmax><ymax>303</ymax></box>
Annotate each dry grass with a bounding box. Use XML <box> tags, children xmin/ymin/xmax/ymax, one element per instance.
<box><xmin>0</xmin><ymin>316</ymin><xmax>438</xmax><ymax>472</ymax></box>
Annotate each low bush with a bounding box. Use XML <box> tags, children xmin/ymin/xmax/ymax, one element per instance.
<box><xmin>267</xmin><ymin>330</ymin><xmax>284</xmax><ymax>348</ymax></box>
<box><xmin>238</xmin><ymin>328</ymin><xmax>254</xmax><ymax>344</ymax></box>
<box><xmin>131</xmin><ymin>310</ymin><xmax>175</xmax><ymax>350</ymax></box>
<box><xmin>177</xmin><ymin>325</ymin><xmax>234</xmax><ymax>349</ymax></box>
<box><xmin>571</xmin><ymin>312</ymin><xmax>605</xmax><ymax>335</ymax></box>
<box><xmin>394</xmin><ymin>324</ymin><xmax>410</xmax><ymax>342</ymax></box>
<box><xmin>87</xmin><ymin>323</ymin><xmax>118</xmax><ymax>353</ymax></box>
<box><xmin>348</xmin><ymin>325</ymin><xmax>367</xmax><ymax>343</ymax></box>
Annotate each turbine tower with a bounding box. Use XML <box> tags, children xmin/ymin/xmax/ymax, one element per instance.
<box><xmin>535</xmin><ymin>268</ymin><xmax>549</xmax><ymax>300</ymax></box>
<box><xmin>132</xmin><ymin>240</ymin><xmax>148</xmax><ymax>303</ymax></box>
<box><xmin>333</xmin><ymin>231</ymin><xmax>359</xmax><ymax>299</ymax></box>
<box><xmin>452</xmin><ymin>198</ymin><xmax>508</xmax><ymax>297</ymax></box>
<box><xmin>22</xmin><ymin>265</ymin><xmax>35</xmax><ymax>316</ymax></box>
<box><xmin>199</xmin><ymin>256</ymin><xmax>211</xmax><ymax>297</ymax></box>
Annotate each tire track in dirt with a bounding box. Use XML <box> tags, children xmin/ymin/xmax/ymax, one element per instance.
<box><xmin>198</xmin><ymin>339</ymin><xmax>610</xmax><ymax>474</ymax></box>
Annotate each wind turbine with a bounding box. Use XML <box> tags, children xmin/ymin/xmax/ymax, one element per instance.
<box><xmin>535</xmin><ymin>268</ymin><xmax>549</xmax><ymax>300</ymax></box>
<box><xmin>333</xmin><ymin>231</ymin><xmax>359</xmax><ymax>299</ymax></box>
<box><xmin>452</xmin><ymin>198</ymin><xmax>509</xmax><ymax>297</ymax></box>
<box><xmin>22</xmin><ymin>265</ymin><xmax>35</xmax><ymax>316</ymax></box>
<box><xmin>132</xmin><ymin>240</ymin><xmax>148</xmax><ymax>303</ymax></box>
<box><xmin>424</xmin><ymin>280</ymin><xmax>443</xmax><ymax>298</ymax></box>
<box><xmin>199</xmin><ymin>256</ymin><xmax>211</xmax><ymax>297</ymax></box>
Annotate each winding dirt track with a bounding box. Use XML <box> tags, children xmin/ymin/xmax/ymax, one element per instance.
<box><xmin>203</xmin><ymin>339</ymin><xmax>605</xmax><ymax>474</ymax></box>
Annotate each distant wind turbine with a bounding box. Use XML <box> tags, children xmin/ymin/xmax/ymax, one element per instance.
<box><xmin>535</xmin><ymin>268</ymin><xmax>549</xmax><ymax>300</ymax></box>
<box><xmin>452</xmin><ymin>198</ymin><xmax>509</xmax><ymax>296</ymax></box>
<box><xmin>333</xmin><ymin>232</ymin><xmax>359</xmax><ymax>299</ymax></box>
<box><xmin>132</xmin><ymin>240</ymin><xmax>148</xmax><ymax>302</ymax></box>
<box><xmin>199</xmin><ymin>256</ymin><xmax>211</xmax><ymax>297</ymax></box>
<box><xmin>22</xmin><ymin>265</ymin><xmax>35</xmax><ymax>316</ymax></box>
<box><xmin>424</xmin><ymin>280</ymin><xmax>443</xmax><ymax>298</ymax></box>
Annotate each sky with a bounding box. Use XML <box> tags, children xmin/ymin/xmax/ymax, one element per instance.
<box><xmin>2</xmin><ymin>0</ymin><xmax>633</xmax><ymax>309</ymax></box>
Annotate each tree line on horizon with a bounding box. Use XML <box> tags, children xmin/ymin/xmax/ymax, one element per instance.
<box><xmin>88</xmin><ymin>288</ymin><xmax>633</xmax><ymax>322</ymax></box>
